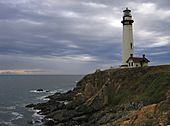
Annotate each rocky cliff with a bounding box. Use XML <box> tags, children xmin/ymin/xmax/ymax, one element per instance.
<box><xmin>27</xmin><ymin>65</ymin><xmax>170</xmax><ymax>126</ymax></box>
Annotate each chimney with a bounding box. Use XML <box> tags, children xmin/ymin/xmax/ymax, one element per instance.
<box><xmin>143</xmin><ymin>54</ymin><xmax>145</xmax><ymax>59</ymax></box>
<box><xmin>130</xmin><ymin>54</ymin><xmax>133</xmax><ymax>57</ymax></box>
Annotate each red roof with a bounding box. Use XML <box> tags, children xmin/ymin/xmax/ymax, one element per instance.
<box><xmin>126</xmin><ymin>57</ymin><xmax>150</xmax><ymax>63</ymax></box>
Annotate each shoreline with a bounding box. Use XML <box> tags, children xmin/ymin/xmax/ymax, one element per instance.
<box><xmin>26</xmin><ymin>89</ymin><xmax>79</xmax><ymax>125</ymax></box>
<box><xmin>26</xmin><ymin>65</ymin><xmax>170</xmax><ymax>126</ymax></box>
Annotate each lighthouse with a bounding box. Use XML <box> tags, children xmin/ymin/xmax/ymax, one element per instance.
<box><xmin>121</xmin><ymin>8</ymin><xmax>134</xmax><ymax>66</ymax></box>
<box><xmin>120</xmin><ymin>8</ymin><xmax>150</xmax><ymax>68</ymax></box>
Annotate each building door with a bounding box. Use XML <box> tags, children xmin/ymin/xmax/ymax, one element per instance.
<box><xmin>140</xmin><ymin>61</ymin><xmax>143</xmax><ymax>67</ymax></box>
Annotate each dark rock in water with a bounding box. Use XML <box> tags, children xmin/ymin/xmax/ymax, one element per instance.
<box><xmin>27</xmin><ymin>121</ymin><xmax>33</xmax><ymax>125</ymax></box>
<box><xmin>46</xmin><ymin>90</ymin><xmax>50</xmax><ymax>92</ymax></box>
<box><xmin>32</xmin><ymin>100</ymin><xmax>67</xmax><ymax>116</ymax></box>
<box><xmin>34</xmin><ymin>120</ymin><xmax>41</xmax><ymax>123</ymax></box>
<box><xmin>36</xmin><ymin>89</ymin><xmax>44</xmax><ymax>92</ymax></box>
<box><xmin>25</xmin><ymin>103</ymin><xmax>35</xmax><ymax>108</ymax></box>
<box><xmin>44</xmin><ymin>119</ymin><xmax>55</xmax><ymax>126</ymax></box>
<box><xmin>47</xmin><ymin>90</ymin><xmax>75</xmax><ymax>101</ymax></box>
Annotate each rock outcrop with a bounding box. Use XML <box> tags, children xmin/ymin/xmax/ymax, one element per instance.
<box><xmin>26</xmin><ymin>65</ymin><xmax>170</xmax><ymax>126</ymax></box>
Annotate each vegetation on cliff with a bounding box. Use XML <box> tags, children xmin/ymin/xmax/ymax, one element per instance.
<box><xmin>26</xmin><ymin>65</ymin><xmax>170</xmax><ymax>126</ymax></box>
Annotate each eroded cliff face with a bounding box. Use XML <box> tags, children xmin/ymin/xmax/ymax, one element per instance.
<box><xmin>103</xmin><ymin>91</ymin><xmax>170</xmax><ymax>126</ymax></box>
<box><xmin>28</xmin><ymin>65</ymin><xmax>170</xmax><ymax>126</ymax></box>
<box><xmin>74</xmin><ymin>65</ymin><xmax>170</xmax><ymax>125</ymax></box>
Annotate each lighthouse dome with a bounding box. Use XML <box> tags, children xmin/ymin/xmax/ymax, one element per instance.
<box><xmin>123</xmin><ymin>8</ymin><xmax>131</xmax><ymax>17</ymax></box>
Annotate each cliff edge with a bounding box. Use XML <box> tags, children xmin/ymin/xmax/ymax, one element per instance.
<box><xmin>27</xmin><ymin>65</ymin><xmax>170</xmax><ymax>126</ymax></box>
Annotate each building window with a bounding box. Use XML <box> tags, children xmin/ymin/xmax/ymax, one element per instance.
<box><xmin>136</xmin><ymin>64</ymin><xmax>138</xmax><ymax>67</ymax></box>
<box><xmin>130</xmin><ymin>43</ymin><xmax>133</xmax><ymax>49</ymax></box>
<box><xmin>129</xmin><ymin>62</ymin><xmax>130</xmax><ymax>66</ymax></box>
<box><xmin>131</xmin><ymin>62</ymin><xmax>133</xmax><ymax>66</ymax></box>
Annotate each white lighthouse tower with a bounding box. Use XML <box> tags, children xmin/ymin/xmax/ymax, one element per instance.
<box><xmin>121</xmin><ymin>8</ymin><xmax>134</xmax><ymax>66</ymax></box>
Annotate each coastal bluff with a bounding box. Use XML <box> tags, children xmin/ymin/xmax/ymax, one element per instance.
<box><xmin>26</xmin><ymin>65</ymin><xmax>170</xmax><ymax>126</ymax></box>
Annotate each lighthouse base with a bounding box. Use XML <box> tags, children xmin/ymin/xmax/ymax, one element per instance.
<box><xmin>120</xmin><ymin>64</ymin><xmax>128</xmax><ymax>68</ymax></box>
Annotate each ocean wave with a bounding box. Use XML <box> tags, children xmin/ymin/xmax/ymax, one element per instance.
<box><xmin>48</xmin><ymin>90</ymin><xmax>58</xmax><ymax>94</ymax></box>
<box><xmin>36</xmin><ymin>95</ymin><xmax>50</xmax><ymax>101</ymax></box>
<box><xmin>35</xmin><ymin>89</ymin><xmax>67</xmax><ymax>101</ymax></box>
<box><xmin>11</xmin><ymin>112</ymin><xmax>23</xmax><ymax>121</ymax></box>
<box><xmin>33</xmin><ymin>109</ymin><xmax>41</xmax><ymax>113</ymax></box>
<box><xmin>0</xmin><ymin>106</ymin><xmax>16</xmax><ymax>110</ymax></box>
<box><xmin>6</xmin><ymin>106</ymin><xmax>16</xmax><ymax>110</ymax></box>
<box><xmin>49</xmin><ymin>88</ymin><xmax>72</xmax><ymax>94</ymax></box>
<box><xmin>0</xmin><ymin>121</ymin><xmax>17</xmax><ymax>126</ymax></box>
<box><xmin>32</xmin><ymin>112</ymin><xmax>44</xmax><ymax>119</ymax></box>
<box><xmin>30</xmin><ymin>88</ymin><xmax>65</xmax><ymax>94</ymax></box>
<box><xmin>31</xmin><ymin>110</ymin><xmax>44</xmax><ymax>125</ymax></box>
<box><xmin>30</xmin><ymin>90</ymin><xmax>47</xmax><ymax>93</ymax></box>
<box><xmin>52</xmin><ymin>88</ymin><xmax>64</xmax><ymax>93</ymax></box>
<box><xmin>0</xmin><ymin>110</ymin><xmax>9</xmax><ymax>114</ymax></box>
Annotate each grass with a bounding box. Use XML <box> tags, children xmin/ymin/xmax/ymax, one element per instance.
<box><xmin>139</xmin><ymin>73</ymin><xmax>170</xmax><ymax>104</ymax></box>
<box><xmin>107</xmin><ymin>72</ymin><xmax>170</xmax><ymax>106</ymax></box>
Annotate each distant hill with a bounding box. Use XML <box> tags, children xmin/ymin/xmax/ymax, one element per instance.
<box><xmin>28</xmin><ymin>65</ymin><xmax>170</xmax><ymax>126</ymax></box>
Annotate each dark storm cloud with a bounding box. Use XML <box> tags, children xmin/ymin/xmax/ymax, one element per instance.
<box><xmin>0</xmin><ymin>0</ymin><xmax>169</xmax><ymax>74</ymax></box>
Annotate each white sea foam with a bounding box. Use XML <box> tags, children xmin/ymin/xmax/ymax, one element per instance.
<box><xmin>64</xmin><ymin>101</ymin><xmax>69</xmax><ymax>105</ymax></box>
<box><xmin>36</xmin><ymin>88</ymin><xmax>70</xmax><ymax>101</ymax></box>
<box><xmin>32</xmin><ymin>110</ymin><xmax>44</xmax><ymax>119</ymax></box>
<box><xmin>30</xmin><ymin>88</ymin><xmax>66</xmax><ymax>95</ymax></box>
<box><xmin>46</xmin><ymin>118</ymin><xmax>53</xmax><ymax>121</ymax></box>
<box><xmin>30</xmin><ymin>90</ymin><xmax>47</xmax><ymax>93</ymax></box>
<box><xmin>31</xmin><ymin>109</ymin><xmax>44</xmax><ymax>125</ymax></box>
<box><xmin>37</xmin><ymin>95</ymin><xmax>50</xmax><ymax>101</ymax></box>
<box><xmin>56</xmin><ymin>88</ymin><xmax>64</xmax><ymax>93</ymax></box>
<box><xmin>11</xmin><ymin>112</ymin><xmax>23</xmax><ymax>121</ymax></box>
<box><xmin>34</xmin><ymin>110</ymin><xmax>41</xmax><ymax>113</ymax></box>
<box><xmin>49</xmin><ymin>89</ymin><xmax>65</xmax><ymax>94</ymax></box>
<box><xmin>43</xmin><ymin>98</ymin><xmax>50</xmax><ymax>101</ymax></box>
<box><xmin>49</xmin><ymin>90</ymin><xmax>58</xmax><ymax>94</ymax></box>
<box><xmin>32</xmin><ymin>112</ymin><xmax>44</xmax><ymax>119</ymax></box>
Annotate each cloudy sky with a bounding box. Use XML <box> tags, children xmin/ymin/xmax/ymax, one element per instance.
<box><xmin>0</xmin><ymin>0</ymin><xmax>170</xmax><ymax>75</ymax></box>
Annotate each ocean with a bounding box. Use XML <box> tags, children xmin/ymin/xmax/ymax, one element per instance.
<box><xmin>0</xmin><ymin>75</ymin><xmax>83</xmax><ymax>126</ymax></box>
